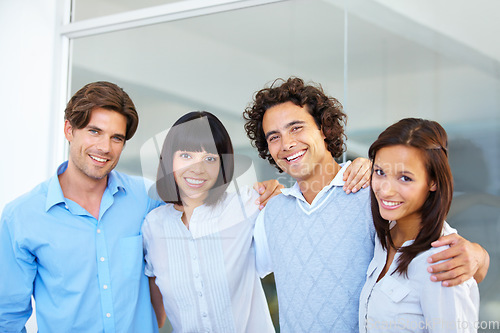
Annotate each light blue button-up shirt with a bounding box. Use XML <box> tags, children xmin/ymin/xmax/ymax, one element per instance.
<box><xmin>0</xmin><ymin>162</ymin><xmax>162</xmax><ymax>332</ymax></box>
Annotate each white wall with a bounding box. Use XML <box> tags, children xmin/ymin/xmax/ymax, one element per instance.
<box><xmin>0</xmin><ymin>2</ymin><xmax>59</xmax><ymax>330</ymax></box>
<box><xmin>0</xmin><ymin>0</ymin><xmax>60</xmax><ymax>214</ymax></box>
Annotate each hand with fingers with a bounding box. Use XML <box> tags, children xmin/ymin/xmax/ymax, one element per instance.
<box><xmin>343</xmin><ymin>157</ymin><xmax>372</xmax><ymax>194</ymax></box>
<box><xmin>253</xmin><ymin>179</ymin><xmax>285</xmax><ymax>210</ymax></box>
<box><xmin>428</xmin><ymin>233</ymin><xmax>490</xmax><ymax>286</ymax></box>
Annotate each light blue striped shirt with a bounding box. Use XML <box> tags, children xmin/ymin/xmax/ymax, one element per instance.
<box><xmin>0</xmin><ymin>161</ymin><xmax>161</xmax><ymax>332</ymax></box>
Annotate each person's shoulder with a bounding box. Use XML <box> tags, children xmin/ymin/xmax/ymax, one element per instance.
<box><xmin>2</xmin><ymin>179</ymin><xmax>50</xmax><ymax>218</ymax></box>
<box><xmin>413</xmin><ymin>226</ymin><xmax>454</xmax><ymax>264</ymax></box>
<box><xmin>111</xmin><ymin>171</ymin><xmax>157</xmax><ymax>198</ymax></box>
<box><xmin>414</xmin><ymin>245</ymin><xmax>449</xmax><ymax>264</ymax></box>
<box><xmin>146</xmin><ymin>203</ymin><xmax>174</xmax><ymax>219</ymax></box>
<box><xmin>408</xmin><ymin>244</ymin><xmax>450</xmax><ymax>284</ymax></box>
<box><xmin>350</xmin><ymin>186</ymin><xmax>371</xmax><ymax>197</ymax></box>
<box><xmin>226</xmin><ymin>185</ymin><xmax>256</xmax><ymax>201</ymax></box>
<box><xmin>265</xmin><ymin>190</ymin><xmax>288</xmax><ymax>209</ymax></box>
<box><xmin>111</xmin><ymin>170</ymin><xmax>149</xmax><ymax>187</ymax></box>
<box><xmin>221</xmin><ymin>186</ymin><xmax>260</xmax><ymax>216</ymax></box>
<box><xmin>334</xmin><ymin>185</ymin><xmax>371</xmax><ymax>205</ymax></box>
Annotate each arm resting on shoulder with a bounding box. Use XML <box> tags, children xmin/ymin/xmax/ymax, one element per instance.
<box><xmin>342</xmin><ymin>157</ymin><xmax>372</xmax><ymax>194</ymax></box>
<box><xmin>253</xmin><ymin>179</ymin><xmax>284</xmax><ymax>210</ymax></box>
<box><xmin>428</xmin><ymin>233</ymin><xmax>490</xmax><ymax>286</ymax></box>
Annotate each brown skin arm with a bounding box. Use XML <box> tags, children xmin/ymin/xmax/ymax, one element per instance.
<box><xmin>149</xmin><ymin>277</ymin><xmax>167</xmax><ymax>328</ymax></box>
<box><xmin>342</xmin><ymin>157</ymin><xmax>372</xmax><ymax>194</ymax></box>
<box><xmin>253</xmin><ymin>179</ymin><xmax>285</xmax><ymax>210</ymax></box>
<box><xmin>428</xmin><ymin>233</ymin><xmax>490</xmax><ymax>286</ymax></box>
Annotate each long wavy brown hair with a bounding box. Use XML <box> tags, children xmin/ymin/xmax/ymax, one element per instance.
<box><xmin>369</xmin><ymin>118</ymin><xmax>453</xmax><ymax>277</ymax></box>
<box><xmin>243</xmin><ymin>77</ymin><xmax>347</xmax><ymax>171</ymax></box>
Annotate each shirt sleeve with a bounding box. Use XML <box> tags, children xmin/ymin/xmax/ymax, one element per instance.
<box><xmin>141</xmin><ymin>215</ymin><xmax>155</xmax><ymax>278</ymax></box>
<box><xmin>418</xmin><ymin>248</ymin><xmax>480</xmax><ymax>332</ymax></box>
<box><xmin>0</xmin><ymin>212</ymin><xmax>36</xmax><ymax>332</ymax></box>
<box><xmin>253</xmin><ymin>207</ymin><xmax>273</xmax><ymax>278</ymax></box>
<box><xmin>143</xmin><ymin>177</ymin><xmax>164</xmax><ymax>214</ymax></box>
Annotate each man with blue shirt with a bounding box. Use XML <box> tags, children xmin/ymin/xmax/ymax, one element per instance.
<box><xmin>0</xmin><ymin>81</ymin><xmax>289</xmax><ymax>332</ymax></box>
<box><xmin>243</xmin><ymin>77</ymin><xmax>490</xmax><ymax>332</ymax></box>
<box><xmin>0</xmin><ymin>82</ymin><xmax>161</xmax><ymax>332</ymax></box>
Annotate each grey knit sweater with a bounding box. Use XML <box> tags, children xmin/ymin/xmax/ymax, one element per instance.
<box><xmin>264</xmin><ymin>185</ymin><xmax>375</xmax><ymax>332</ymax></box>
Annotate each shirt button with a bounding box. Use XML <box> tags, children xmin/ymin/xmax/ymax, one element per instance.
<box><xmin>195</xmin><ymin>273</ymin><xmax>200</xmax><ymax>278</ymax></box>
<box><xmin>97</xmin><ymin>229</ymin><xmax>101</xmax><ymax>233</ymax></box>
<box><xmin>103</xmin><ymin>285</ymin><xmax>108</xmax><ymax>289</ymax></box>
<box><xmin>106</xmin><ymin>313</ymin><xmax>111</xmax><ymax>318</ymax></box>
<box><xmin>192</xmin><ymin>255</ymin><xmax>197</xmax><ymax>260</ymax></box>
<box><xmin>198</xmin><ymin>292</ymin><xmax>203</xmax><ymax>297</ymax></box>
<box><xmin>100</xmin><ymin>257</ymin><xmax>105</xmax><ymax>262</ymax></box>
<box><xmin>202</xmin><ymin>312</ymin><xmax>207</xmax><ymax>317</ymax></box>
<box><xmin>65</xmin><ymin>205</ymin><xmax>69</xmax><ymax>209</ymax></box>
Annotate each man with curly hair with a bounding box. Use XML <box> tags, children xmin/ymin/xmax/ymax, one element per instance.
<box><xmin>244</xmin><ymin>77</ymin><xmax>489</xmax><ymax>332</ymax></box>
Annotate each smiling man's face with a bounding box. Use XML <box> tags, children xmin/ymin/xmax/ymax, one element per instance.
<box><xmin>262</xmin><ymin>101</ymin><xmax>331</xmax><ymax>182</ymax></box>
<box><xmin>65</xmin><ymin>107</ymin><xmax>127</xmax><ymax>181</ymax></box>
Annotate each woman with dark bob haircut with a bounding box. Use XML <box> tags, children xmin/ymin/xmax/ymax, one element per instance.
<box><xmin>359</xmin><ymin>118</ymin><xmax>479</xmax><ymax>332</ymax></box>
<box><xmin>155</xmin><ymin>111</ymin><xmax>234</xmax><ymax>206</ymax></box>
<box><xmin>142</xmin><ymin>111</ymin><xmax>275</xmax><ymax>332</ymax></box>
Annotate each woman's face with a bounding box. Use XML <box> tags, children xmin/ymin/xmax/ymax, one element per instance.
<box><xmin>371</xmin><ymin>145</ymin><xmax>436</xmax><ymax>226</ymax></box>
<box><xmin>173</xmin><ymin>150</ymin><xmax>221</xmax><ymax>203</ymax></box>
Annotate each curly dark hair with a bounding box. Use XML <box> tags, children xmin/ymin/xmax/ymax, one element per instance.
<box><xmin>243</xmin><ymin>77</ymin><xmax>347</xmax><ymax>171</ymax></box>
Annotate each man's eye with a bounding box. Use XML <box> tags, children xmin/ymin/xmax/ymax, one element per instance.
<box><xmin>268</xmin><ymin>135</ymin><xmax>279</xmax><ymax>143</ymax></box>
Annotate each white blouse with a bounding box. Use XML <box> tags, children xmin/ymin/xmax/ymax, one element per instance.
<box><xmin>142</xmin><ymin>186</ymin><xmax>274</xmax><ymax>333</ymax></box>
<box><xmin>359</xmin><ymin>223</ymin><xmax>479</xmax><ymax>333</ymax></box>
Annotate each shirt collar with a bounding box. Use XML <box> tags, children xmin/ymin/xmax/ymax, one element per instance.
<box><xmin>280</xmin><ymin>161</ymin><xmax>352</xmax><ymax>201</ymax></box>
<box><xmin>45</xmin><ymin>161</ymin><xmax>126</xmax><ymax>211</ymax></box>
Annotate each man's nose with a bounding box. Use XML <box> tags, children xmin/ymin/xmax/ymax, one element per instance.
<box><xmin>281</xmin><ymin>133</ymin><xmax>296</xmax><ymax>151</ymax></box>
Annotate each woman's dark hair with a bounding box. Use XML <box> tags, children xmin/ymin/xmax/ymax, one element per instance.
<box><xmin>156</xmin><ymin>111</ymin><xmax>234</xmax><ymax>206</ymax></box>
<box><xmin>65</xmin><ymin>81</ymin><xmax>138</xmax><ymax>140</ymax></box>
<box><xmin>368</xmin><ymin>118</ymin><xmax>453</xmax><ymax>277</ymax></box>
<box><xmin>244</xmin><ymin>77</ymin><xmax>347</xmax><ymax>172</ymax></box>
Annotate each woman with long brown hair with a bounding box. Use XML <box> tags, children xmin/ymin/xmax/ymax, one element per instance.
<box><xmin>359</xmin><ymin>118</ymin><xmax>479</xmax><ymax>332</ymax></box>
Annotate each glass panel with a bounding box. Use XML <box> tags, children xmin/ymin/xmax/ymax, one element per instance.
<box><xmin>347</xmin><ymin>1</ymin><xmax>500</xmax><ymax>327</ymax></box>
<box><xmin>70</xmin><ymin>0</ymin><xmax>345</xmax><ymax>185</ymax></box>
<box><xmin>72</xmin><ymin>0</ymin><xmax>182</xmax><ymax>22</ymax></box>
<box><xmin>70</xmin><ymin>2</ymin><xmax>345</xmax><ymax>330</ymax></box>
<box><xmin>70</xmin><ymin>0</ymin><xmax>500</xmax><ymax>330</ymax></box>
